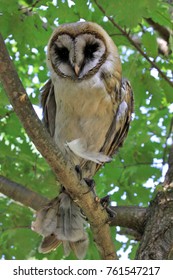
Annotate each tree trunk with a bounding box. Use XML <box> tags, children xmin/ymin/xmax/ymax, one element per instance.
<box><xmin>136</xmin><ymin>145</ymin><xmax>173</xmax><ymax>259</ymax></box>
<box><xmin>136</xmin><ymin>190</ymin><xmax>173</xmax><ymax>259</ymax></box>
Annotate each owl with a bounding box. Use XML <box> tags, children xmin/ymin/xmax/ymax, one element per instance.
<box><xmin>32</xmin><ymin>21</ymin><xmax>134</xmax><ymax>259</ymax></box>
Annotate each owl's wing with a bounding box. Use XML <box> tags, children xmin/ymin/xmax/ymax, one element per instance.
<box><xmin>41</xmin><ymin>79</ymin><xmax>56</xmax><ymax>137</ymax></box>
<box><xmin>96</xmin><ymin>78</ymin><xmax>134</xmax><ymax>172</ymax></box>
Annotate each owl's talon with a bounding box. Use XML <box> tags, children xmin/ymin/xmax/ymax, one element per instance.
<box><xmin>75</xmin><ymin>165</ymin><xmax>82</xmax><ymax>180</ymax></box>
<box><xmin>106</xmin><ymin>206</ymin><xmax>116</xmax><ymax>218</ymax></box>
<box><xmin>83</xmin><ymin>178</ymin><xmax>97</xmax><ymax>197</ymax></box>
<box><xmin>84</xmin><ymin>178</ymin><xmax>95</xmax><ymax>189</ymax></box>
<box><xmin>100</xmin><ymin>195</ymin><xmax>110</xmax><ymax>208</ymax></box>
<box><xmin>100</xmin><ymin>195</ymin><xmax>116</xmax><ymax>218</ymax></box>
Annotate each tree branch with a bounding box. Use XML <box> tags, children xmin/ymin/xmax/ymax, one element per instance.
<box><xmin>110</xmin><ymin>206</ymin><xmax>147</xmax><ymax>233</ymax></box>
<box><xmin>94</xmin><ymin>0</ymin><xmax>173</xmax><ymax>88</ymax></box>
<box><xmin>0</xmin><ymin>175</ymin><xmax>147</xmax><ymax>234</ymax></box>
<box><xmin>0</xmin><ymin>175</ymin><xmax>48</xmax><ymax>210</ymax></box>
<box><xmin>136</xmin><ymin>141</ymin><xmax>173</xmax><ymax>259</ymax></box>
<box><xmin>136</xmin><ymin>190</ymin><xmax>173</xmax><ymax>259</ymax></box>
<box><xmin>145</xmin><ymin>18</ymin><xmax>171</xmax><ymax>43</ymax></box>
<box><xmin>0</xmin><ymin>33</ymin><xmax>117</xmax><ymax>260</ymax></box>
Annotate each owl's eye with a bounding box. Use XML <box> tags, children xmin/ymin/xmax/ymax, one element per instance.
<box><xmin>54</xmin><ymin>45</ymin><xmax>69</xmax><ymax>62</ymax></box>
<box><xmin>84</xmin><ymin>43</ymin><xmax>99</xmax><ymax>59</ymax></box>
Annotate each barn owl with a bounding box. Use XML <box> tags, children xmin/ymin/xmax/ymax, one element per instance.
<box><xmin>32</xmin><ymin>21</ymin><xmax>133</xmax><ymax>259</ymax></box>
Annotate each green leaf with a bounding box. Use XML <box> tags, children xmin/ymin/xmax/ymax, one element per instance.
<box><xmin>0</xmin><ymin>0</ymin><xmax>18</xmax><ymax>13</ymax></box>
<box><xmin>161</xmin><ymin>80</ymin><xmax>173</xmax><ymax>104</ymax></box>
<box><xmin>141</xmin><ymin>32</ymin><xmax>158</xmax><ymax>58</ymax></box>
<box><xmin>100</xmin><ymin>0</ymin><xmax>157</xmax><ymax>28</ymax></box>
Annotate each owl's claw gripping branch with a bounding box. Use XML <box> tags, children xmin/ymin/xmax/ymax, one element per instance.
<box><xmin>75</xmin><ymin>165</ymin><xmax>83</xmax><ymax>180</ymax></box>
<box><xmin>83</xmin><ymin>178</ymin><xmax>100</xmax><ymax>201</ymax></box>
<box><xmin>83</xmin><ymin>178</ymin><xmax>95</xmax><ymax>192</ymax></box>
<box><xmin>100</xmin><ymin>195</ymin><xmax>116</xmax><ymax>219</ymax></box>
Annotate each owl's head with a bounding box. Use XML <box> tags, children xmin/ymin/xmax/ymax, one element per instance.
<box><xmin>47</xmin><ymin>21</ymin><xmax>120</xmax><ymax>80</ymax></box>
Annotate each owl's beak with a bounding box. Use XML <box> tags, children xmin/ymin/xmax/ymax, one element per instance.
<box><xmin>74</xmin><ymin>64</ymin><xmax>80</xmax><ymax>76</ymax></box>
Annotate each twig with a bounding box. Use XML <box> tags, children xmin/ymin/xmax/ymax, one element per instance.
<box><xmin>0</xmin><ymin>33</ymin><xmax>117</xmax><ymax>260</ymax></box>
<box><xmin>94</xmin><ymin>0</ymin><xmax>173</xmax><ymax>88</ymax></box>
<box><xmin>18</xmin><ymin>0</ymin><xmax>41</xmax><ymax>12</ymax></box>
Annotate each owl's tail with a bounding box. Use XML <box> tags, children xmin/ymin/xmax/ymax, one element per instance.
<box><xmin>32</xmin><ymin>192</ymin><xmax>88</xmax><ymax>259</ymax></box>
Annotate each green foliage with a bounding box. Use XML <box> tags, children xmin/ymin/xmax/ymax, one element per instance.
<box><xmin>100</xmin><ymin>0</ymin><xmax>158</xmax><ymax>28</ymax></box>
<box><xmin>0</xmin><ymin>0</ymin><xmax>172</xmax><ymax>260</ymax></box>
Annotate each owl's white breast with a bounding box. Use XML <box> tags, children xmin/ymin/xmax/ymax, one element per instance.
<box><xmin>52</xmin><ymin>71</ymin><xmax>114</xmax><ymax>166</ymax></box>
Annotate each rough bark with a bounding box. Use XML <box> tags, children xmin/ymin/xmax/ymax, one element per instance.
<box><xmin>136</xmin><ymin>144</ymin><xmax>173</xmax><ymax>259</ymax></box>
<box><xmin>136</xmin><ymin>190</ymin><xmax>173</xmax><ymax>259</ymax></box>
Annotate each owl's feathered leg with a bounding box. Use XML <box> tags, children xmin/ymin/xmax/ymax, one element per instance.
<box><xmin>31</xmin><ymin>191</ymin><xmax>88</xmax><ymax>259</ymax></box>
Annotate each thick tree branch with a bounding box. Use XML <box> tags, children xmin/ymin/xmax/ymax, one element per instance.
<box><xmin>110</xmin><ymin>206</ymin><xmax>147</xmax><ymax>233</ymax></box>
<box><xmin>0</xmin><ymin>33</ymin><xmax>117</xmax><ymax>260</ymax></box>
<box><xmin>0</xmin><ymin>175</ymin><xmax>147</xmax><ymax>234</ymax></box>
<box><xmin>0</xmin><ymin>175</ymin><xmax>48</xmax><ymax>210</ymax></box>
<box><xmin>136</xmin><ymin>190</ymin><xmax>173</xmax><ymax>259</ymax></box>
<box><xmin>94</xmin><ymin>0</ymin><xmax>173</xmax><ymax>88</ymax></box>
<box><xmin>136</xmin><ymin>143</ymin><xmax>173</xmax><ymax>259</ymax></box>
